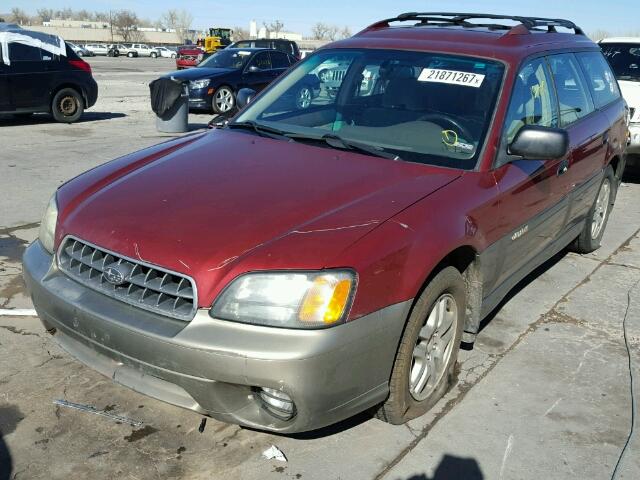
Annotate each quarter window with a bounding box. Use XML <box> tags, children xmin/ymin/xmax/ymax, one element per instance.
<box><xmin>504</xmin><ymin>58</ymin><xmax>557</xmax><ymax>143</ymax></box>
<box><xmin>547</xmin><ymin>54</ymin><xmax>594</xmax><ymax>126</ymax></box>
<box><xmin>576</xmin><ymin>51</ymin><xmax>621</xmax><ymax>108</ymax></box>
<box><xmin>8</xmin><ymin>42</ymin><xmax>42</xmax><ymax>62</ymax></box>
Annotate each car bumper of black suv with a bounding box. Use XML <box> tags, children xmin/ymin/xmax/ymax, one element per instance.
<box><xmin>23</xmin><ymin>240</ymin><xmax>410</xmax><ymax>433</ymax></box>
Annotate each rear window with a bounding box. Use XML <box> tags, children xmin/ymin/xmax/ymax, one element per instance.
<box><xmin>576</xmin><ymin>51</ymin><xmax>621</xmax><ymax>109</ymax></box>
<box><xmin>9</xmin><ymin>43</ymin><xmax>42</xmax><ymax>62</ymax></box>
<box><xmin>547</xmin><ymin>54</ymin><xmax>595</xmax><ymax>126</ymax></box>
<box><xmin>274</xmin><ymin>42</ymin><xmax>292</xmax><ymax>55</ymax></box>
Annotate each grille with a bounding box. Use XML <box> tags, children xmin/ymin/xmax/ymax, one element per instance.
<box><xmin>58</xmin><ymin>237</ymin><xmax>197</xmax><ymax>321</ymax></box>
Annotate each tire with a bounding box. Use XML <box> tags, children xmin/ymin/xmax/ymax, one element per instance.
<box><xmin>375</xmin><ymin>266</ymin><xmax>465</xmax><ymax>424</ymax></box>
<box><xmin>51</xmin><ymin>88</ymin><xmax>84</xmax><ymax>123</ymax></box>
<box><xmin>295</xmin><ymin>85</ymin><xmax>313</xmax><ymax>109</ymax></box>
<box><xmin>77</xmin><ymin>51</ymin><xmax>83</xmax><ymax>57</ymax></box>
<box><xmin>571</xmin><ymin>165</ymin><xmax>616</xmax><ymax>254</ymax></box>
<box><xmin>151</xmin><ymin>52</ymin><xmax>157</xmax><ymax>58</ymax></box>
<box><xmin>127</xmin><ymin>52</ymin><xmax>134</xmax><ymax>58</ymax></box>
<box><xmin>171</xmin><ymin>53</ymin><xmax>176</xmax><ymax>59</ymax></box>
<box><xmin>212</xmin><ymin>86</ymin><xmax>235</xmax><ymax>114</ymax></box>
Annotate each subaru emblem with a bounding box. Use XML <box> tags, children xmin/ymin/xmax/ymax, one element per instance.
<box><xmin>103</xmin><ymin>266</ymin><xmax>126</xmax><ymax>286</ymax></box>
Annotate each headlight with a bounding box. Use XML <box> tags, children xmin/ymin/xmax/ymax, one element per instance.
<box><xmin>210</xmin><ymin>270</ymin><xmax>356</xmax><ymax>328</ymax></box>
<box><xmin>38</xmin><ymin>194</ymin><xmax>58</xmax><ymax>254</ymax></box>
<box><xmin>189</xmin><ymin>79</ymin><xmax>210</xmax><ymax>90</ymax></box>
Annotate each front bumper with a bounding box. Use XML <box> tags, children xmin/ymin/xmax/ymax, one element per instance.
<box><xmin>23</xmin><ymin>241</ymin><xmax>410</xmax><ymax>433</ymax></box>
<box><xmin>187</xmin><ymin>89</ymin><xmax>211</xmax><ymax>109</ymax></box>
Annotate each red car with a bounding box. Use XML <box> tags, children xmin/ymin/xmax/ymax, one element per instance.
<box><xmin>25</xmin><ymin>13</ymin><xmax>627</xmax><ymax>433</ymax></box>
<box><xmin>175</xmin><ymin>45</ymin><xmax>204</xmax><ymax>69</ymax></box>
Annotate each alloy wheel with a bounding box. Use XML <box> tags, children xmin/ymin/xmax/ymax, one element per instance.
<box><xmin>409</xmin><ymin>293</ymin><xmax>458</xmax><ymax>401</ymax></box>
<box><xmin>214</xmin><ymin>88</ymin><xmax>234</xmax><ymax>113</ymax></box>
<box><xmin>296</xmin><ymin>87</ymin><xmax>312</xmax><ymax>109</ymax></box>
<box><xmin>591</xmin><ymin>178</ymin><xmax>611</xmax><ymax>239</ymax></box>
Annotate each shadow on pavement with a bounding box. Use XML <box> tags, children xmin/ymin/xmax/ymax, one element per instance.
<box><xmin>0</xmin><ymin>405</ymin><xmax>22</xmax><ymax>480</ymax></box>
<box><xmin>0</xmin><ymin>111</ymin><xmax>126</xmax><ymax>125</ymax></box>
<box><xmin>404</xmin><ymin>454</ymin><xmax>484</xmax><ymax>479</ymax></box>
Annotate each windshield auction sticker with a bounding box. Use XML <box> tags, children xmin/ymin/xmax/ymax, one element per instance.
<box><xmin>418</xmin><ymin>69</ymin><xmax>485</xmax><ymax>88</ymax></box>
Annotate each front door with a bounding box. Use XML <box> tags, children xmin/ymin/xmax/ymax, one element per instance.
<box><xmin>484</xmin><ymin>57</ymin><xmax>570</xmax><ymax>298</ymax></box>
<box><xmin>244</xmin><ymin>52</ymin><xmax>274</xmax><ymax>92</ymax></box>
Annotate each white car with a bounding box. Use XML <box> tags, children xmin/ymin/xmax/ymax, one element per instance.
<box><xmin>154</xmin><ymin>46</ymin><xmax>177</xmax><ymax>59</ymax></box>
<box><xmin>600</xmin><ymin>38</ymin><xmax>640</xmax><ymax>155</ymax></box>
<box><xmin>83</xmin><ymin>43</ymin><xmax>109</xmax><ymax>56</ymax></box>
<box><xmin>130</xmin><ymin>43</ymin><xmax>158</xmax><ymax>58</ymax></box>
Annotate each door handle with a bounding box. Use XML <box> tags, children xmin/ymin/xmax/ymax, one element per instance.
<box><xmin>557</xmin><ymin>159</ymin><xmax>569</xmax><ymax>176</ymax></box>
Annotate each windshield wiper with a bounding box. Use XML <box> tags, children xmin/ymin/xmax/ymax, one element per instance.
<box><xmin>286</xmin><ymin>132</ymin><xmax>401</xmax><ymax>161</ymax></box>
<box><xmin>226</xmin><ymin>121</ymin><xmax>293</xmax><ymax>140</ymax></box>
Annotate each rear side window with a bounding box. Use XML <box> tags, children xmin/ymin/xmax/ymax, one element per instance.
<box><xmin>576</xmin><ymin>51</ymin><xmax>621</xmax><ymax>108</ymax></box>
<box><xmin>547</xmin><ymin>54</ymin><xmax>594</xmax><ymax>127</ymax></box>
<box><xmin>234</xmin><ymin>41</ymin><xmax>251</xmax><ymax>48</ymax></box>
<box><xmin>270</xmin><ymin>52</ymin><xmax>290</xmax><ymax>69</ymax></box>
<box><xmin>504</xmin><ymin>58</ymin><xmax>557</xmax><ymax>143</ymax></box>
<box><xmin>274</xmin><ymin>42</ymin><xmax>292</xmax><ymax>55</ymax></box>
<box><xmin>251</xmin><ymin>52</ymin><xmax>272</xmax><ymax>70</ymax></box>
<box><xmin>254</xmin><ymin>41</ymin><xmax>270</xmax><ymax>48</ymax></box>
<box><xmin>9</xmin><ymin>43</ymin><xmax>42</xmax><ymax>62</ymax></box>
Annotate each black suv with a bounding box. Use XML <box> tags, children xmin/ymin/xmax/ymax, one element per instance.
<box><xmin>0</xmin><ymin>24</ymin><xmax>98</xmax><ymax>123</ymax></box>
<box><xmin>229</xmin><ymin>38</ymin><xmax>301</xmax><ymax>60</ymax></box>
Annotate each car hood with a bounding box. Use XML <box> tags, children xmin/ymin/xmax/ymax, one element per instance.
<box><xmin>56</xmin><ymin>130</ymin><xmax>461</xmax><ymax>306</ymax></box>
<box><xmin>166</xmin><ymin>67</ymin><xmax>233</xmax><ymax>81</ymax></box>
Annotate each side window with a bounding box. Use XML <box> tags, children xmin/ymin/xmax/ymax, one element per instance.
<box><xmin>8</xmin><ymin>43</ymin><xmax>42</xmax><ymax>62</ymax></box>
<box><xmin>576</xmin><ymin>51</ymin><xmax>621</xmax><ymax>109</ymax></box>
<box><xmin>251</xmin><ymin>52</ymin><xmax>272</xmax><ymax>70</ymax></box>
<box><xmin>274</xmin><ymin>42</ymin><xmax>289</xmax><ymax>54</ymax></box>
<box><xmin>547</xmin><ymin>54</ymin><xmax>594</xmax><ymax>126</ymax></box>
<box><xmin>270</xmin><ymin>52</ymin><xmax>290</xmax><ymax>69</ymax></box>
<box><xmin>235</xmin><ymin>41</ymin><xmax>251</xmax><ymax>48</ymax></box>
<box><xmin>504</xmin><ymin>58</ymin><xmax>557</xmax><ymax>143</ymax></box>
<box><xmin>254</xmin><ymin>41</ymin><xmax>270</xmax><ymax>48</ymax></box>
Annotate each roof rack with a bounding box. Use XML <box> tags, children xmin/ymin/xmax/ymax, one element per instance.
<box><xmin>361</xmin><ymin>12</ymin><xmax>584</xmax><ymax>36</ymax></box>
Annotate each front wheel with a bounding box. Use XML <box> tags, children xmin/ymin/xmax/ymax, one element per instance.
<box><xmin>151</xmin><ymin>52</ymin><xmax>157</xmax><ymax>58</ymax></box>
<box><xmin>375</xmin><ymin>266</ymin><xmax>465</xmax><ymax>424</ymax></box>
<box><xmin>212</xmin><ymin>86</ymin><xmax>235</xmax><ymax>114</ymax></box>
<box><xmin>127</xmin><ymin>52</ymin><xmax>134</xmax><ymax>58</ymax></box>
<box><xmin>171</xmin><ymin>53</ymin><xmax>176</xmax><ymax>59</ymax></box>
<box><xmin>571</xmin><ymin>165</ymin><xmax>616</xmax><ymax>253</ymax></box>
<box><xmin>51</xmin><ymin>88</ymin><xmax>84</xmax><ymax>123</ymax></box>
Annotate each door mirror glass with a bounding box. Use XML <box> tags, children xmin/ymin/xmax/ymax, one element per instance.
<box><xmin>236</xmin><ymin>88</ymin><xmax>257</xmax><ymax>109</ymax></box>
<box><xmin>508</xmin><ymin>125</ymin><xmax>569</xmax><ymax>160</ymax></box>
<box><xmin>248</xmin><ymin>65</ymin><xmax>260</xmax><ymax>73</ymax></box>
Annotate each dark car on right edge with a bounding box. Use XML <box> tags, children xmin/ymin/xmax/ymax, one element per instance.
<box><xmin>24</xmin><ymin>13</ymin><xmax>627</xmax><ymax>433</ymax></box>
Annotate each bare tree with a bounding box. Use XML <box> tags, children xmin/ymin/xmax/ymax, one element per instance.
<box><xmin>113</xmin><ymin>10</ymin><xmax>140</xmax><ymax>42</ymax></box>
<box><xmin>264</xmin><ymin>20</ymin><xmax>284</xmax><ymax>37</ymax></box>
<box><xmin>93</xmin><ymin>12</ymin><xmax>110</xmax><ymax>22</ymax></box>
<box><xmin>10</xmin><ymin>7</ymin><xmax>31</xmax><ymax>25</ymax></box>
<box><xmin>233</xmin><ymin>26</ymin><xmax>250</xmax><ymax>40</ymax></box>
<box><xmin>339</xmin><ymin>26</ymin><xmax>352</xmax><ymax>39</ymax></box>
<box><xmin>36</xmin><ymin>8</ymin><xmax>54</xmax><ymax>22</ymax></box>
<box><xmin>161</xmin><ymin>9</ymin><xmax>193</xmax><ymax>39</ymax></box>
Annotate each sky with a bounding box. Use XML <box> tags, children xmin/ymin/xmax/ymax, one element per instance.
<box><xmin>6</xmin><ymin>0</ymin><xmax>640</xmax><ymax>37</ymax></box>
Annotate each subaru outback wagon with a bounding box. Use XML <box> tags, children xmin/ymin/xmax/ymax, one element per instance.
<box><xmin>24</xmin><ymin>12</ymin><xmax>627</xmax><ymax>433</ymax></box>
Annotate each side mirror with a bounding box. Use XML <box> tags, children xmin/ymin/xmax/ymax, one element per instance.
<box><xmin>508</xmin><ymin>125</ymin><xmax>569</xmax><ymax>160</ymax></box>
<box><xmin>248</xmin><ymin>65</ymin><xmax>260</xmax><ymax>73</ymax></box>
<box><xmin>236</xmin><ymin>88</ymin><xmax>256</xmax><ymax>109</ymax></box>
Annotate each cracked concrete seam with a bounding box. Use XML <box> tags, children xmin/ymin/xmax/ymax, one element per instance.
<box><xmin>373</xmin><ymin>228</ymin><xmax>640</xmax><ymax>480</ymax></box>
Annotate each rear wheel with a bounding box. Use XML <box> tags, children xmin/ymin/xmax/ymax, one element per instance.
<box><xmin>151</xmin><ymin>51</ymin><xmax>158</xmax><ymax>58</ymax></box>
<box><xmin>127</xmin><ymin>52</ymin><xmax>134</xmax><ymax>58</ymax></box>
<box><xmin>571</xmin><ymin>165</ymin><xmax>615</xmax><ymax>253</ymax></box>
<box><xmin>51</xmin><ymin>88</ymin><xmax>84</xmax><ymax>123</ymax></box>
<box><xmin>171</xmin><ymin>53</ymin><xmax>177</xmax><ymax>59</ymax></box>
<box><xmin>212</xmin><ymin>86</ymin><xmax>235</xmax><ymax>114</ymax></box>
<box><xmin>375</xmin><ymin>266</ymin><xmax>465</xmax><ymax>424</ymax></box>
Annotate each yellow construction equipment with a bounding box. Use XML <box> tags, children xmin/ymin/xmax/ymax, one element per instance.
<box><xmin>204</xmin><ymin>28</ymin><xmax>233</xmax><ymax>53</ymax></box>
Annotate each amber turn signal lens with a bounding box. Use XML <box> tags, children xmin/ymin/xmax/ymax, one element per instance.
<box><xmin>299</xmin><ymin>275</ymin><xmax>353</xmax><ymax>325</ymax></box>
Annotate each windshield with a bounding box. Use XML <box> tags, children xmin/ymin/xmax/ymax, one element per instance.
<box><xmin>235</xmin><ymin>49</ymin><xmax>504</xmax><ymax>169</ymax></box>
<box><xmin>601</xmin><ymin>43</ymin><xmax>640</xmax><ymax>80</ymax></box>
<box><xmin>198</xmin><ymin>49</ymin><xmax>252</xmax><ymax>69</ymax></box>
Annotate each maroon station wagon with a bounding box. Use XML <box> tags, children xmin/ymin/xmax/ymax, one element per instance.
<box><xmin>24</xmin><ymin>13</ymin><xmax>628</xmax><ymax>433</ymax></box>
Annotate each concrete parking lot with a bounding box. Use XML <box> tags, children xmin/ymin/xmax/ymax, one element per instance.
<box><xmin>1</xmin><ymin>56</ymin><xmax>639</xmax><ymax>480</ymax></box>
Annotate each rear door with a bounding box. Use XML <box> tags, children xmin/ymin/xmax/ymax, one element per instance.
<box><xmin>269</xmin><ymin>51</ymin><xmax>291</xmax><ymax>79</ymax></box>
<box><xmin>7</xmin><ymin>43</ymin><xmax>51</xmax><ymax>110</ymax></box>
<box><xmin>546</xmin><ymin>53</ymin><xmax>604</xmax><ymax>231</ymax></box>
<box><xmin>244</xmin><ymin>52</ymin><xmax>274</xmax><ymax>91</ymax></box>
<box><xmin>487</xmin><ymin>57</ymin><xmax>569</xmax><ymax>293</ymax></box>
